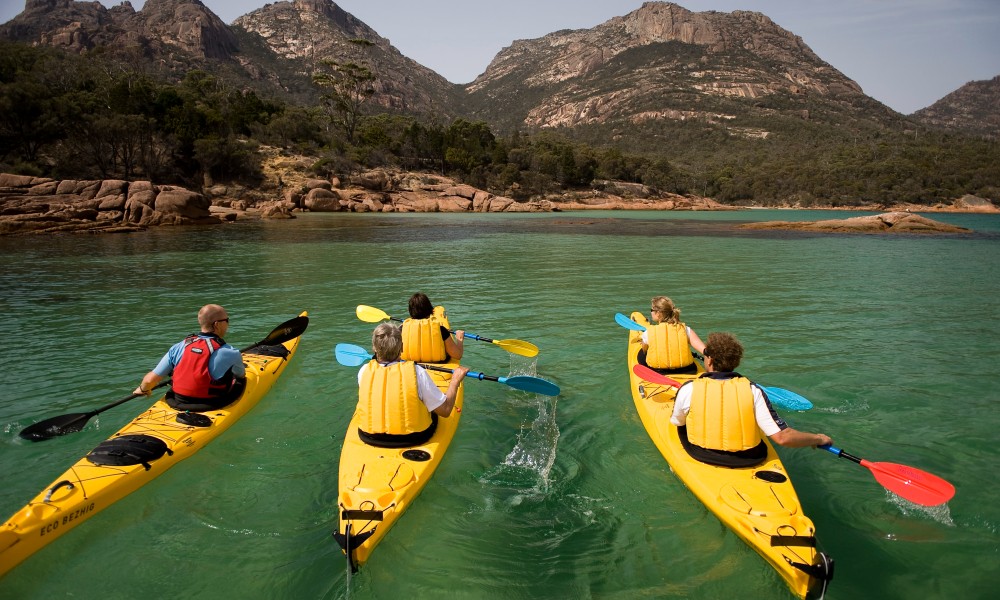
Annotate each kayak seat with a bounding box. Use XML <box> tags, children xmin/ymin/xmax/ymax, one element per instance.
<box><xmin>165</xmin><ymin>377</ymin><xmax>247</xmax><ymax>413</ymax></box>
<box><xmin>87</xmin><ymin>434</ymin><xmax>172</xmax><ymax>470</ymax></box>
<box><xmin>677</xmin><ymin>425</ymin><xmax>767</xmax><ymax>468</ymax></box>
<box><xmin>358</xmin><ymin>413</ymin><xmax>438</xmax><ymax>448</ymax></box>
<box><xmin>636</xmin><ymin>349</ymin><xmax>700</xmax><ymax>375</ymax></box>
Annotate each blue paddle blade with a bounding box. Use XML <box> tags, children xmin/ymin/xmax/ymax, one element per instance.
<box><xmin>615</xmin><ymin>312</ymin><xmax>646</xmax><ymax>331</ymax></box>
<box><xmin>761</xmin><ymin>386</ymin><xmax>813</xmax><ymax>411</ymax></box>
<box><xmin>500</xmin><ymin>375</ymin><xmax>560</xmax><ymax>396</ymax></box>
<box><xmin>334</xmin><ymin>343</ymin><xmax>371</xmax><ymax>367</ymax></box>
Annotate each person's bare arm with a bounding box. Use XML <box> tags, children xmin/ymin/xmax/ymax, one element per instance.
<box><xmin>770</xmin><ymin>428</ymin><xmax>832</xmax><ymax>448</ymax></box>
<box><xmin>133</xmin><ymin>372</ymin><xmax>164</xmax><ymax>396</ymax></box>
<box><xmin>434</xmin><ymin>366</ymin><xmax>469</xmax><ymax>417</ymax></box>
<box><xmin>446</xmin><ymin>330</ymin><xmax>465</xmax><ymax>360</ymax></box>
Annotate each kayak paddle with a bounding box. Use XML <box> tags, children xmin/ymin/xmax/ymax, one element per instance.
<box><xmin>685</xmin><ymin>351</ymin><xmax>813</xmax><ymax>411</ymax></box>
<box><xmin>334</xmin><ymin>343</ymin><xmax>560</xmax><ymax>396</ymax></box>
<box><xmin>632</xmin><ymin>364</ymin><xmax>683</xmax><ymax>388</ymax></box>
<box><xmin>19</xmin><ymin>315</ymin><xmax>310</xmax><ymax>442</ymax></box>
<box><xmin>620</xmin><ymin>313</ymin><xmax>812</xmax><ymax>410</ymax></box>
<box><xmin>615</xmin><ymin>312</ymin><xmax>647</xmax><ymax>331</ymax></box>
<box><xmin>820</xmin><ymin>445</ymin><xmax>956</xmax><ymax>507</ymax></box>
<box><xmin>631</xmin><ymin>364</ymin><xmax>811</xmax><ymax>411</ymax></box>
<box><xmin>759</xmin><ymin>387</ymin><xmax>813</xmax><ymax>411</ymax></box>
<box><xmin>356</xmin><ymin>304</ymin><xmax>539</xmax><ymax>357</ymax></box>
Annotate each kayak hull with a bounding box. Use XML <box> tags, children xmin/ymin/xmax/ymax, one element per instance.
<box><xmin>626</xmin><ymin>312</ymin><xmax>831</xmax><ymax>599</ymax></box>
<box><xmin>0</xmin><ymin>312</ymin><xmax>307</xmax><ymax>579</ymax></box>
<box><xmin>335</xmin><ymin>307</ymin><xmax>463</xmax><ymax>570</ymax></box>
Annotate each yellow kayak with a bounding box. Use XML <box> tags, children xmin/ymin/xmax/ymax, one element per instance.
<box><xmin>625</xmin><ymin>311</ymin><xmax>833</xmax><ymax>599</ymax></box>
<box><xmin>335</xmin><ymin>307</ymin><xmax>464</xmax><ymax>571</ymax></box>
<box><xmin>0</xmin><ymin>312</ymin><xmax>308</xmax><ymax>579</ymax></box>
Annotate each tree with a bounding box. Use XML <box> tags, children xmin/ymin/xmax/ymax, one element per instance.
<box><xmin>443</xmin><ymin>119</ymin><xmax>496</xmax><ymax>175</ymax></box>
<box><xmin>312</xmin><ymin>40</ymin><xmax>377</xmax><ymax>144</ymax></box>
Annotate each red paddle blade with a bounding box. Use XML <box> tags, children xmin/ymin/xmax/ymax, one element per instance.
<box><xmin>861</xmin><ymin>459</ymin><xmax>956</xmax><ymax>506</ymax></box>
<box><xmin>632</xmin><ymin>364</ymin><xmax>681</xmax><ymax>388</ymax></box>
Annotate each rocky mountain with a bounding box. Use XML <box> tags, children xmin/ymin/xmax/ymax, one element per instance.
<box><xmin>0</xmin><ymin>0</ymin><xmax>464</xmax><ymax>115</ymax></box>
<box><xmin>911</xmin><ymin>75</ymin><xmax>1000</xmax><ymax>139</ymax></box>
<box><xmin>0</xmin><ymin>0</ymin><xmax>238</xmax><ymax>62</ymax></box>
<box><xmin>233</xmin><ymin>0</ymin><xmax>463</xmax><ymax>115</ymax></box>
<box><xmin>0</xmin><ymin>0</ymin><xmax>978</xmax><ymax>141</ymax></box>
<box><xmin>464</xmin><ymin>1</ymin><xmax>900</xmax><ymax>135</ymax></box>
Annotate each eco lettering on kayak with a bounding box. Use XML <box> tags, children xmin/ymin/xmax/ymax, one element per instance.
<box><xmin>38</xmin><ymin>502</ymin><xmax>96</xmax><ymax>537</ymax></box>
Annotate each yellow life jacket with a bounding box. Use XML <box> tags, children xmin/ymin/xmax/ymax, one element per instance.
<box><xmin>685</xmin><ymin>376</ymin><xmax>763</xmax><ymax>452</ymax></box>
<box><xmin>400</xmin><ymin>306</ymin><xmax>450</xmax><ymax>362</ymax></box>
<box><xmin>646</xmin><ymin>322</ymin><xmax>694</xmax><ymax>369</ymax></box>
<box><xmin>357</xmin><ymin>360</ymin><xmax>433</xmax><ymax>435</ymax></box>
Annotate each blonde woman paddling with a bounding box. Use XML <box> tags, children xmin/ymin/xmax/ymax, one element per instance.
<box><xmin>639</xmin><ymin>296</ymin><xmax>705</xmax><ymax>375</ymax></box>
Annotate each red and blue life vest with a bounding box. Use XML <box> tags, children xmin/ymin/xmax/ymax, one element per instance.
<box><xmin>171</xmin><ymin>335</ymin><xmax>233</xmax><ymax>400</ymax></box>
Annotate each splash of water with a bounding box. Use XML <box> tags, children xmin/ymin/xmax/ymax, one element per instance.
<box><xmin>501</xmin><ymin>397</ymin><xmax>560</xmax><ymax>491</ymax></box>
<box><xmin>478</xmin><ymin>353</ymin><xmax>560</xmax><ymax>495</ymax></box>
<box><xmin>888</xmin><ymin>491</ymin><xmax>955</xmax><ymax>527</ymax></box>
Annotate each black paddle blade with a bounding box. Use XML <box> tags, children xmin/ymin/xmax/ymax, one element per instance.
<box><xmin>258</xmin><ymin>315</ymin><xmax>309</xmax><ymax>347</ymax></box>
<box><xmin>19</xmin><ymin>413</ymin><xmax>91</xmax><ymax>441</ymax></box>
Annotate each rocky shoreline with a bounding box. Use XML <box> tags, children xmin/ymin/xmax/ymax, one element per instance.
<box><xmin>738</xmin><ymin>211</ymin><xmax>973</xmax><ymax>234</ymax></box>
<box><xmin>1</xmin><ymin>164</ymin><xmax>995</xmax><ymax>236</ymax></box>
<box><xmin>0</xmin><ymin>169</ymin><xmax>735</xmax><ymax>236</ymax></box>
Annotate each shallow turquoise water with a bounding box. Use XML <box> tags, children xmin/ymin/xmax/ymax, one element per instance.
<box><xmin>1</xmin><ymin>210</ymin><xmax>998</xmax><ymax>599</ymax></box>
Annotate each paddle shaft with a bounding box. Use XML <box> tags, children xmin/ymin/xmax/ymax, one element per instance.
<box><xmin>94</xmin><ymin>380</ymin><xmax>171</xmax><ymax>416</ymax></box>
<box><xmin>823</xmin><ymin>445</ymin><xmax>862</xmax><ymax>464</ymax></box>
<box><xmin>336</xmin><ymin>344</ymin><xmax>558</xmax><ymax>395</ymax></box>
<box><xmin>357</xmin><ymin>306</ymin><xmax>538</xmax><ymax>356</ymax></box>
<box><xmin>419</xmin><ymin>363</ymin><xmax>494</xmax><ymax>382</ymax></box>
<box><xmin>381</xmin><ymin>315</ymin><xmax>497</xmax><ymax>343</ymax></box>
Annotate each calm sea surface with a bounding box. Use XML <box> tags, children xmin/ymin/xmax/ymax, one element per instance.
<box><xmin>1</xmin><ymin>210</ymin><xmax>998</xmax><ymax>599</ymax></box>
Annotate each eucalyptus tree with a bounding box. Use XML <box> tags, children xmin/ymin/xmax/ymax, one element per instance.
<box><xmin>312</xmin><ymin>39</ymin><xmax>376</xmax><ymax>144</ymax></box>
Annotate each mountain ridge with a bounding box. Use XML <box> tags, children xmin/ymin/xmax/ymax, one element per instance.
<box><xmin>1</xmin><ymin>1</ymin><xmax>997</xmax><ymax>149</ymax></box>
<box><xmin>463</xmin><ymin>2</ymin><xmax>884</xmax><ymax>133</ymax></box>
<box><xmin>912</xmin><ymin>75</ymin><xmax>1000</xmax><ymax>139</ymax></box>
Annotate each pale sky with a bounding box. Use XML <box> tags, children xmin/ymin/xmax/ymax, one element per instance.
<box><xmin>2</xmin><ymin>0</ymin><xmax>998</xmax><ymax>114</ymax></box>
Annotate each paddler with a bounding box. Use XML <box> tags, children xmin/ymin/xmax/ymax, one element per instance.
<box><xmin>356</xmin><ymin>322</ymin><xmax>469</xmax><ymax>447</ymax></box>
<box><xmin>133</xmin><ymin>304</ymin><xmax>246</xmax><ymax>411</ymax></box>
<box><xmin>400</xmin><ymin>292</ymin><xmax>464</xmax><ymax>363</ymax></box>
<box><xmin>639</xmin><ymin>295</ymin><xmax>706</xmax><ymax>374</ymax></box>
<box><xmin>670</xmin><ymin>332</ymin><xmax>832</xmax><ymax>467</ymax></box>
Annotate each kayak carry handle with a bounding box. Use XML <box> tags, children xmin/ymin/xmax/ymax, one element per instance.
<box><xmin>44</xmin><ymin>480</ymin><xmax>75</xmax><ymax>503</ymax></box>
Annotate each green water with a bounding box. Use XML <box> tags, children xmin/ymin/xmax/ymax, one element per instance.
<box><xmin>1</xmin><ymin>210</ymin><xmax>998</xmax><ymax>599</ymax></box>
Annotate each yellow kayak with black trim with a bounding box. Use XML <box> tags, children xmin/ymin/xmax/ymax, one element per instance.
<box><xmin>625</xmin><ymin>311</ymin><xmax>833</xmax><ymax>599</ymax></box>
<box><xmin>0</xmin><ymin>311</ymin><xmax>307</xmax><ymax>579</ymax></box>
<box><xmin>335</xmin><ymin>307</ymin><xmax>463</xmax><ymax>571</ymax></box>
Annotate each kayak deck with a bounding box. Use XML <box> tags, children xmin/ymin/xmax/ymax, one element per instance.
<box><xmin>0</xmin><ymin>312</ymin><xmax>307</xmax><ymax>579</ymax></box>
<box><xmin>625</xmin><ymin>311</ymin><xmax>832</xmax><ymax>599</ymax></box>
<box><xmin>335</xmin><ymin>362</ymin><xmax>463</xmax><ymax>571</ymax></box>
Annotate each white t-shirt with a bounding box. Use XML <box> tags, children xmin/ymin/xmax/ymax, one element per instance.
<box><xmin>670</xmin><ymin>378</ymin><xmax>784</xmax><ymax>437</ymax></box>
<box><xmin>358</xmin><ymin>361</ymin><xmax>447</xmax><ymax>412</ymax></box>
